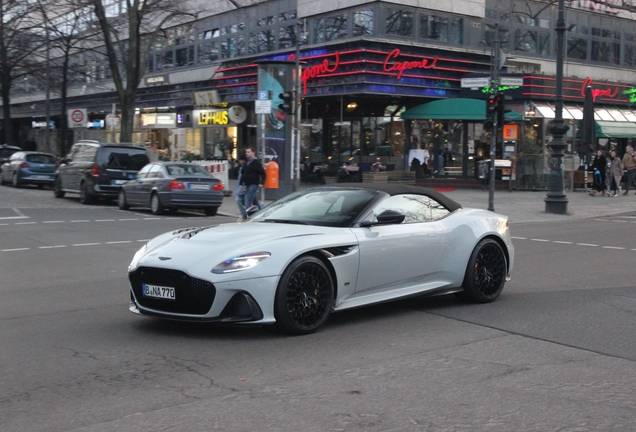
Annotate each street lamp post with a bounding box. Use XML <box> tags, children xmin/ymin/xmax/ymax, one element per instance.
<box><xmin>545</xmin><ymin>0</ymin><xmax>569</xmax><ymax>214</ymax></box>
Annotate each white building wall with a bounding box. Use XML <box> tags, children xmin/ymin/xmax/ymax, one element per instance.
<box><xmin>298</xmin><ymin>0</ymin><xmax>486</xmax><ymax>18</ymax></box>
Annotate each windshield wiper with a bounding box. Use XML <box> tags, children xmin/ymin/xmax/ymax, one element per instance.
<box><xmin>262</xmin><ymin>218</ymin><xmax>309</xmax><ymax>225</ymax></box>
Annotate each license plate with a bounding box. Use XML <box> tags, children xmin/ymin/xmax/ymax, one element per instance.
<box><xmin>113</xmin><ymin>179</ymin><xmax>127</xmax><ymax>185</ymax></box>
<box><xmin>188</xmin><ymin>183</ymin><xmax>210</xmax><ymax>190</ymax></box>
<box><xmin>142</xmin><ymin>284</ymin><xmax>175</xmax><ymax>300</ymax></box>
<box><xmin>36</xmin><ymin>175</ymin><xmax>51</xmax><ymax>179</ymax></box>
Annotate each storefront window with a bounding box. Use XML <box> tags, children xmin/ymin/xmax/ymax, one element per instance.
<box><xmin>257</xmin><ymin>30</ymin><xmax>276</xmax><ymax>52</ymax></box>
<box><xmin>568</xmin><ymin>37</ymin><xmax>587</xmax><ymax>59</ymax></box>
<box><xmin>279</xmin><ymin>25</ymin><xmax>297</xmax><ymax>48</ymax></box>
<box><xmin>386</xmin><ymin>9</ymin><xmax>413</xmax><ymax>37</ymax></box>
<box><xmin>325</xmin><ymin>14</ymin><xmax>348</xmax><ymax>41</ymax></box>
<box><xmin>515</xmin><ymin>29</ymin><xmax>537</xmax><ymax>53</ymax></box>
<box><xmin>420</xmin><ymin>15</ymin><xmax>462</xmax><ymax>44</ymax></box>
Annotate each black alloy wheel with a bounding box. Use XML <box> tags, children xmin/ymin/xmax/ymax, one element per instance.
<box><xmin>460</xmin><ymin>238</ymin><xmax>507</xmax><ymax>303</ymax></box>
<box><xmin>204</xmin><ymin>207</ymin><xmax>218</xmax><ymax>216</ymax></box>
<box><xmin>118</xmin><ymin>190</ymin><xmax>130</xmax><ymax>210</ymax></box>
<box><xmin>274</xmin><ymin>256</ymin><xmax>334</xmax><ymax>335</ymax></box>
<box><xmin>53</xmin><ymin>177</ymin><xmax>65</xmax><ymax>198</ymax></box>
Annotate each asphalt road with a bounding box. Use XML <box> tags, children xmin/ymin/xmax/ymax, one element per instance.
<box><xmin>1</xmin><ymin>184</ymin><xmax>635</xmax><ymax>431</ymax></box>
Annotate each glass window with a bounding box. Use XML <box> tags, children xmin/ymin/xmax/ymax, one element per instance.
<box><xmin>222</xmin><ymin>37</ymin><xmax>244</xmax><ymax>58</ymax></box>
<box><xmin>371</xmin><ymin>194</ymin><xmax>449</xmax><ymax>224</ymax></box>
<box><xmin>257</xmin><ymin>30</ymin><xmax>275</xmax><ymax>52</ymax></box>
<box><xmin>136</xmin><ymin>164</ymin><xmax>152</xmax><ymax>179</ymax></box>
<box><xmin>420</xmin><ymin>15</ymin><xmax>449</xmax><ymax>42</ymax></box>
<box><xmin>515</xmin><ymin>29</ymin><xmax>537</xmax><ymax>53</ymax></box>
<box><xmin>160</xmin><ymin>50</ymin><xmax>174</xmax><ymax>69</ymax></box>
<box><xmin>386</xmin><ymin>9</ymin><xmax>413</xmax><ymax>37</ymax></box>
<box><xmin>591</xmin><ymin>40</ymin><xmax>611</xmax><ymax>63</ymax></box>
<box><xmin>313</xmin><ymin>18</ymin><xmax>325</xmax><ymax>43</ymax></box>
<box><xmin>539</xmin><ymin>32</ymin><xmax>550</xmax><ymax>55</ymax></box>
<box><xmin>625</xmin><ymin>45</ymin><xmax>634</xmax><ymax>67</ymax></box>
<box><xmin>325</xmin><ymin>14</ymin><xmax>347</xmax><ymax>41</ymax></box>
<box><xmin>567</xmin><ymin>37</ymin><xmax>587</xmax><ymax>59</ymax></box>
<box><xmin>279</xmin><ymin>11</ymin><xmax>296</xmax><ymax>22</ymax></box>
<box><xmin>353</xmin><ymin>9</ymin><xmax>373</xmax><ymax>36</ymax></box>
<box><xmin>484</xmin><ymin>25</ymin><xmax>509</xmax><ymax>49</ymax></box>
<box><xmin>279</xmin><ymin>25</ymin><xmax>297</xmax><ymax>48</ymax></box>
<box><xmin>198</xmin><ymin>40</ymin><xmax>218</xmax><ymax>63</ymax></box>
<box><xmin>199</xmin><ymin>29</ymin><xmax>220</xmax><ymax>39</ymax></box>
<box><xmin>176</xmin><ymin>46</ymin><xmax>194</xmax><ymax>67</ymax></box>
<box><xmin>515</xmin><ymin>14</ymin><xmax>536</xmax><ymax>26</ymax></box>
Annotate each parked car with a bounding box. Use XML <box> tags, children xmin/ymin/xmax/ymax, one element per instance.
<box><xmin>1</xmin><ymin>151</ymin><xmax>57</xmax><ymax>188</ymax></box>
<box><xmin>54</xmin><ymin>140</ymin><xmax>149</xmax><ymax>204</ymax></box>
<box><xmin>128</xmin><ymin>184</ymin><xmax>514</xmax><ymax>335</ymax></box>
<box><xmin>118</xmin><ymin>162</ymin><xmax>224</xmax><ymax>216</ymax></box>
<box><xmin>0</xmin><ymin>144</ymin><xmax>22</xmax><ymax>174</ymax></box>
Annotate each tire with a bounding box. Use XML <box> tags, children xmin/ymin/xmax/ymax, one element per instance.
<box><xmin>118</xmin><ymin>190</ymin><xmax>130</xmax><ymax>210</ymax></box>
<box><xmin>204</xmin><ymin>207</ymin><xmax>218</xmax><ymax>216</ymax></box>
<box><xmin>274</xmin><ymin>256</ymin><xmax>334</xmax><ymax>335</ymax></box>
<box><xmin>12</xmin><ymin>173</ymin><xmax>21</xmax><ymax>188</ymax></box>
<box><xmin>460</xmin><ymin>238</ymin><xmax>507</xmax><ymax>303</ymax></box>
<box><xmin>54</xmin><ymin>177</ymin><xmax>65</xmax><ymax>198</ymax></box>
<box><xmin>79</xmin><ymin>182</ymin><xmax>94</xmax><ymax>205</ymax></box>
<box><xmin>150</xmin><ymin>193</ymin><xmax>164</xmax><ymax>215</ymax></box>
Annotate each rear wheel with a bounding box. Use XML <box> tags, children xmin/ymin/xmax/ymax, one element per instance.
<box><xmin>12</xmin><ymin>173</ymin><xmax>21</xmax><ymax>188</ymax></box>
<box><xmin>79</xmin><ymin>182</ymin><xmax>94</xmax><ymax>205</ymax></box>
<box><xmin>118</xmin><ymin>190</ymin><xmax>130</xmax><ymax>210</ymax></box>
<box><xmin>204</xmin><ymin>207</ymin><xmax>218</xmax><ymax>216</ymax></box>
<box><xmin>459</xmin><ymin>238</ymin><xmax>507</xmax><ymax>303</ymax></box>
<box><xmin>150</xmin><ymin>193</ymin><xmax>164</xmax><ymax>215</ymax></box>
<box><xmin>53</xmin><ymin>177</ymin><xmax>65</xmax><ymax>198</ymax></box>
<box><xmin>274</xmin><ymin>256</ymin><xmax>334</xmax><ymax>335</ymax></box>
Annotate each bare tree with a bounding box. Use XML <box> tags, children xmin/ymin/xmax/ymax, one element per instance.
<box><xmin>0</xmin><ymin>0</ymin><xmax>45</xmax><ymax>145</ymax></box>
<box><xmin>89</xmin><ymin>0</ymin><xmax>197</xmax><ymax>143</ymax></box>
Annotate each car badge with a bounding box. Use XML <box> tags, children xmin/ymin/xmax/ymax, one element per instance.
<box><xmin>158</xmin><ymin>257</ymin><xmax>172</xmax><ymax>261</ymax></box>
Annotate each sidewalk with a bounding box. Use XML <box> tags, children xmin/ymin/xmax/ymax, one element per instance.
<box><xmin>218</xmin><ymin>179</ymin><xmax>636</xmax><ymax>224</ymax></box>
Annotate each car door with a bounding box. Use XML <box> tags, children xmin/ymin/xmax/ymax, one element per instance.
<box><xmin>139</xmin><ymin>164</ymin><xmax>163</xmax><ymax>206</ymax></box>
<box><xmin>126</xmin><ymin>164</ymin><xmax>152</xmax><ymax>205</ymax></box>
<box><xmin>58</xmin><ymin>145</ymin><xmax>80</xmax><ymax>191</ymax></box>
<box><xmin>352</xmin><ymin>194</ymin><xmax>445</xmax><ymax>295</ymax></box>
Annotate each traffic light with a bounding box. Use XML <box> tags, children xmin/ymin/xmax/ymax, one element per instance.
<box><xmin>278</xmin><ymin>91</ymin><xmax>295</xmax><ymax>115</ymax></box>
<box><xmin>483</xmin><ymin>119</ymin><xmax>494</xmax><ymax>132</ymax></box>
<box><xmin>486</xmin><ymin>93</ymin><xmax>497</xmax><ymax>117</ymax></box>
<box><xmin>494</xmin><ymin>93</ymin><xmax>505</xmax><ymax>126</ymax></box>
<box><xmin>485</xmin><ymin>93</ymin><xmax>504</xmax><ymax>126</ymax></box>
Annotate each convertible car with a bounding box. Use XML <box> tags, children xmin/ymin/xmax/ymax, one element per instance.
<box><xmin>128</xmin><ymin>184</ymin><xmax>514</xmax><ymax>335</ymax></box>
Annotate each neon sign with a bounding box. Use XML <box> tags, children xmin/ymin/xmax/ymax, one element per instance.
<box><xmin>581</xmin><ymin>77</ymin><xmax>618</xmax><ymax>101</ymax></box>
<box><xmin>299</xmin><ymin>52</ymin><xmax>340</xmax><ymax>94</ymax></box>
<box><xmin>623</xmin><ymin>88</ymin><xmax>636</xmax><ymax>103</ymax></box>
<box><xmin>482</xmin><ymin>85</ymin><xmax>520</xmax><ymax>94</ymax></box>
<box><xmin>383</xmin><ymin>49</ymin><xmax>438</xmax><ymax>79</ymax></box>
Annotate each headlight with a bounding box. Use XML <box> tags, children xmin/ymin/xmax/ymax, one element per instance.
<box><xmin>128</xmin><ymin>244</ymin><xmax>147</xmax><ymax>272</ymax></box>
<box><xmin>212</xmin><ymin>252</ymin><xmax>271</xmax><ymax>274</ymax></box>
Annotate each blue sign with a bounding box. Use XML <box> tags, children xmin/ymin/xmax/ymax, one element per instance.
<box><xmin>258</xmin><ymin>91</ymin><xmax>269</xmax><ymax>101</ymax></box>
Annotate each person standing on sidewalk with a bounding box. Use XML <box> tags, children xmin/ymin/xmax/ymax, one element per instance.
<box><xmin>621</xmin><ymin>145</ymin><xmax>636</xmax><ymax>195</ymax></box>
<box><xmin>589</xmin><ymin>149</ymin><xmax>607</xmax><ymax>196</ymax></box>
<box><xmin>239</xmin><ymin>147</ymin><xmax>266</xmax><ymax>220</ymax></box>
<box><xmin>607</xmin><ymin>149</ymin><xmax>623</xmax><ymax>197</ymax></box>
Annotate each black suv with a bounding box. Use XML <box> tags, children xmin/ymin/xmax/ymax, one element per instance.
<box><xmin>54</xmin><ymin>140</ymin><xmax>149</xmax><ymax>204</ymax></box>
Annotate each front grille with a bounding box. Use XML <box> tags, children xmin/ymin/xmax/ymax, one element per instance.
<box><xmin>129</xmin><ymin>267</ymin><xmax>216</xmax><ymax>315</ymax></box>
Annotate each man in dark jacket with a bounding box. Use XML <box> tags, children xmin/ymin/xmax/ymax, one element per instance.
<box><xmin>239</xmin><ymin>147</ymin><xmax>266</xmax><ymax>220</ymax></box>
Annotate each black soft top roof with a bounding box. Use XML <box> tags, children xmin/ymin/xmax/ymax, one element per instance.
<box><xmin>308</xmin><ymin>183</ymin><xmax>463</xmax><ymax>212</ymax></box>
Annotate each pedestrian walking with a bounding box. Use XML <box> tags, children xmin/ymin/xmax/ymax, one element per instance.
<box><xmin>235</xmin><ymin>154</ymin><xmax>261</xmax><ymax>222</ymax></box>
<box><xmin>238</xmin><ymin>147</ymin><xmax>266</xmax><ymax>220</ymax></box>
<box><xmin>607</xmin><ymin>149</ymin><xmax>623</xmax><ymax>197</ymax></box>
<box><xmin>589</xmin><ymin>149</ymin><xmax>607</xmax><ymax>196</ymax></box>
<box><xmin>621</xmin><ymin>144</ymin><xmax>636</xmax><ymax>195</ymax></box>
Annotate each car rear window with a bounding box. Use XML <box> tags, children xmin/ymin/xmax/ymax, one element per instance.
<box><xmin>26</xmin><ymin>154</ymin><xmax>56</xmax><ymax>164</ymax></box>
<box><xmin>97</xmin><ymin>147</ymin><xmax>149</xmax><ymax>170</ymax></box>
<box><xmin>1</xmin><ymin>149</ymin><xmax>19</xmax><ymax>158</ymax></box>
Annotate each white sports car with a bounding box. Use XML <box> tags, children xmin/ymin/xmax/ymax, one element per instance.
<box><xmin>128</xmin><ymin>184</ymin><xmax>514</xmax><ymax>335</ymax></box>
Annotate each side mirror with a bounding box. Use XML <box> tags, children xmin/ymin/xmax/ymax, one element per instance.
<box><xmin>359</xmin><ymin>209</ymin><xmax>405</xmax><ymax>227</ymax></box>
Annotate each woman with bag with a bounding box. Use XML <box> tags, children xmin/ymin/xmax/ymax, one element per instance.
<box><xmin>607</xmin><ymin>149</ymin><xmax>623</xmax><ymax>197</ymax></box>
<box><xmin>589</xmin><ymin>150</ymin><xmax>607</xmax><ymax>196</ymax></box>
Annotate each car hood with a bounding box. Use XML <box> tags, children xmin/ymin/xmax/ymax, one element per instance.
<box><xmin>133</xmin><ymin>221</ymin><xmax>353</xmax><ymax>280</ymax></box>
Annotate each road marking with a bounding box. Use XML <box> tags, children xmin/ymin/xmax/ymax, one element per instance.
<box><xmin>95</xmin><ymin>219</ymin><xmax>116</xmax><ymax>222</ymax></box>
<box><xmin>106</xmin><ymin>241</ymin><xmax>132</xmax><ymax>244</ymax></box>
<box><xmin>118</xmin><ymin>218</ymin><xmax>139</xmax><ymax>221</ymax></box>
<box><xmin>38</xmin><ymin>245</ymin><xmax>67</xmax><ymax>249</ymax></box>
<box><xmin>530</xmin><ymin>238</ymin><xmax>550</xmax><ymax>242</ymax></box>
<box><xmin>15</xmin><ymin>222</ymin><xmax>37</xmax><ymax>225</ymax></box>
<box><xmin>70</xmin><ymin>220</ymin><xmax>91</xmax><ymax>223</ymax></box>
<box><xmin>73</xmin><ymin>243</ymin><xmax>101</xmax><ymax>247</ymax></box>
<box><xmin>511</xmin><ymin>236</ymin><xmax>527</xmax><ymax>240</ymax></box>
<box><xmin>576</xmin><ymin>243</ymin><xmax>598</xmax><ymax>247</ymax></box>
<box><xmin>602</xmin><ymin>246</ymin><xmax>625</xmax><ymax>250</ymax></box>
<box><xmin>553</xmin><ymin>241</ymin><xmax>574</xmax><ymax>244</ymax></box>
<box><xmin>0</xmin><ymin>216</ymin><xmax>29</xmax><ymax>220</ymax></box>
<box><xmin>1</xmin><ymin>248</ymin><xmax>30</xmax><ymax>252</ymax></box>
<box><xmin>43</xmin><ymin>221</ymin><xmax>64</xmax><ymax>224</ymax></box>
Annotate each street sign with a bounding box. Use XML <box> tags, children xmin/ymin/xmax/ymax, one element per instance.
<box><xmin>105</xmin><ymin>114</ymin><xmax>121</xmax><ymax>127</ymax></box>
<box><xmin>68</xmin><ymin>108</ymin><xmax>87</xmax><ymax>128</ymax></box>
<box><xmin>257</xmin><ymin>91</ymin><xmax>269</xmax><ymax>101</ymax></box>
<box><xmin>461</xmin><ymin>77</ymin><xmax>490</xmax><ymax>88</ymax></box>
<box><xmin>255</xmin><ymin>100</ymin><xmax>271</xmax><ymax>114</ymax></box>
<box><xmin>500</xmin><ymin>77</ymin><xmax>524</xmax><ymax>86</ymax></box>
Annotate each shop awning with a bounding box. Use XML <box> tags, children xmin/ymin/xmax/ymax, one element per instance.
<box><xmin>595</xmin><ymin>120</ymin><xmax>636</xmax><ymax>138</ymax></box>
<box><xmin>402</xmin><ymin>98</ymin><xmax>486</xmax><ymax>120</ymax></box>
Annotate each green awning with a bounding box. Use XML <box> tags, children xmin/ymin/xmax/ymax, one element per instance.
<box><xmin>402</xmin><ymin>98</ymin><xmax>487</xmax><ymax>120</ymax></box>
<box><xmin>595</xmin><ymin>120</ymin><xmax>636</xmax><ymax>138</ymax></box>
<box><xmin>401</xmin><ymin>98</ymin><xmax>523</xmax><ymax>121</ymax></box>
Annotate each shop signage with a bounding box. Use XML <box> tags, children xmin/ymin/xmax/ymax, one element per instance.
<box><xmin>145</xmin><ymin>74</ymin><xmax>169</xmax><ymax>86</ymax></box>
<box><xmin>461</xmin><ymin>77</ymin><xmax>490</xmax><ymax>88</ymax></box>
<box><xmin>193</xmin><ymin>109</ymin><xmax>229</xmax><ymax>126</ymax></box>
<box><xmin>297</xmin><ymin>48</ymin><xmax>441</xmax><ymax>93</ymax></box>
<box><xmin>572</xmin><ymin>0</ymin><xmax>619</xmax><ymax>15</ymax></box>
<box><xmin>580</xmin><ymin>77</ymin><xmax>618</xmax><ymax>101</ymax></box>
<box><xmin>141</xmin><ymin>113</ymin><xmax>176</xmax><ymax>128</ymax></box>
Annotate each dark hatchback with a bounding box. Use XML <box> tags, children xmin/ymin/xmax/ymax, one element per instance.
<box><xmin>0</xmin><ymin>144</ymin><xmax>22</xmax><ymax>167</ymax></box>
<box><xmin>54</xmin><ymin>141</ymin><xmax>149</xmax><ymax>204</ymax></box>
<box><xmin>118</xmin><ymin>162</ymin><xmax>224</xmax><ymax>216</ymax></box>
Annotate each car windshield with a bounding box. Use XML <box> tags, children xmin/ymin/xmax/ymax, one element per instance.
<box><xmin>25</xmin><ymin>154</ymin><xmax>56</xmax><ymax>164</ymax></box>
<box><xmin>251</xmin><ymin>189</ymin><xmax>377</xmax><ymax>227</ymax></box>
<box><xmin>166</xmin><ymin>164</ymin><xmax>214</xmax><ymax>177</ymax></box>
<box><xmin>98</xmin><ymin>148</ymin><xmax>149</xmax><ymax>170</ymax></box>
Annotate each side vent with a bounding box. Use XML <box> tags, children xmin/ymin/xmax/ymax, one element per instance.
<box><xmin>320</xmin><ymin>245</ymin><xmax>357</xmax><ymax>258</ymax></box>
<box><xmin>173</xmin><ymin>226</ymin><xmax>215</xmax><ymax>239</ymax></box>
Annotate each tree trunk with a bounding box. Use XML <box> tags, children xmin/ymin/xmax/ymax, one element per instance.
<box><xmin>1</xmin><ymin>76</ymin><xmax>13</xmax><ymax>146</ymax></box>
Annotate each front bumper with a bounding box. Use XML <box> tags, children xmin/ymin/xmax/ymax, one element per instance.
<box><xmin>128</xmin><ymin>266</ymin><xmax>278</xmax><ymax>324</ymax></box>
